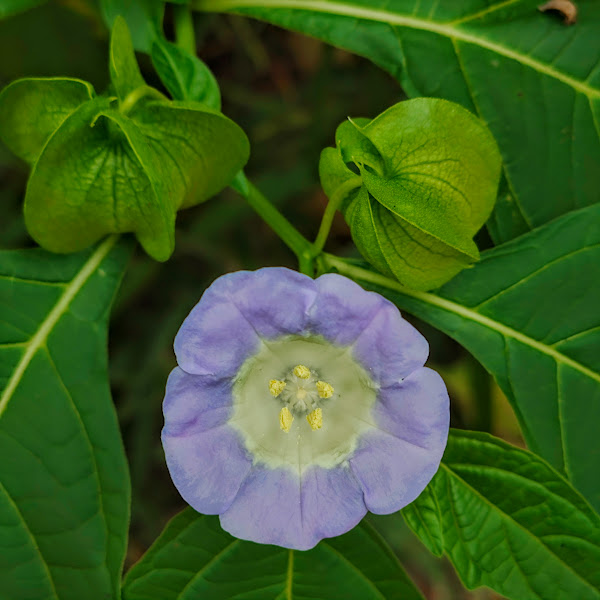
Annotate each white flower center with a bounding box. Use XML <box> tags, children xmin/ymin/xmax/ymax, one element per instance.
<box><xmin>231</xmin><ymin>336</ymin><xmax>378</xmax><ymax>472</ymax></box>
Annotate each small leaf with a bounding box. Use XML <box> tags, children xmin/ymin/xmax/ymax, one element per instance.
<box><xmin>0</xmin><ymin>237</ymin><xmax>131</xmax><ymax>600</ymax></box>
<box><xmin>406</xmin><ymin>430</ymin><xmax>600</xmax><ymax>600</ymax></box>
<box><xmin>23</xmin><ymin>97</ymin><xmax>249</xmax><ymax>261</ymax></box>
<box><xmin>100</xmin><ymin>0</ymin><xmax>164</xmax><ymax>53</ymax></box>
<box><xmin>123</xmin><ymin>511</ymin><xmax>423</xmax><ymax>600</ymax></box>
<box><xmin>0</xmin><ymin>77</ymin><xmax>94</xmax><ymax>164</ymax></box>
<box><xmin>320</xmin><ymin>98</ymin><xmax>501</xmax><ymax>290</ymax></box>
<box><xmin>151</xmin><ymin>38</ymin><xmax>221</xmax><ymax>110</ymax></box>
<box><xmin>109</xmin><ymin>15</ymin><xmax>146</xmax><ymax>102</ymax></box>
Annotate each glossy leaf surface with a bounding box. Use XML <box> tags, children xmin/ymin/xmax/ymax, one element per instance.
<box><xmin>123</xmin><ymin>511</ymin><xmax>423</xmax><ymax>600</ymax></box>
<box><xmin>0</xmin><ymin>237</ymin><xmax>131</xmax><ymax>600</ymax></box>
<box><xmin>405</xmin><ymin>430</ymin><xmax>600</xmax><ymax>600</ymax></box>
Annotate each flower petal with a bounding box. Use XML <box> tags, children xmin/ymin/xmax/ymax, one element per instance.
<box><xmin>162</xmin><ymin>424</ymin><xmax>252</xmax><ymax>514</ymax></box>
<box><xmin>220</xmin><ymin>465</ymin><xmax>366</xmax><ymax>550</ymax></box>
<box><xmin>350</xmin><ymin>427</ymin><xmax>446</xmax><ymax>514</ymax></box>
<box><xmin>174</xmin><ymin>268</ymin><xmax>318</xmax><ymax>377</ymax></box>
<box><xmin>162</xmin><ymin>367</ymin><xmax>234</xmax><ymax>437</ymax></box>
<box><xmin>308</xmin><ymin>273</ymin><xmax>384</xmax><ymax>345</ymax></box>
<box><xmin>351</xmin><ymin>300</ymin><xmax>429</xmax><ymax>386</ymax></box>
<box><xmin>174</xmin><ymin>278</ymin><xmax>260</xmax><ymax>378</ymax></box>
<box><xmin>372</xmin><ymin>367</ymin><xmax>449</xmax><ymax>450</ymax></box>
<box><xmin>220</xmin><ymin>268</ymin><xmax>318</xmax><ymax>339</ymax></box>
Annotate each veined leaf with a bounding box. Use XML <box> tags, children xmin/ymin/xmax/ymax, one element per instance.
<box><xmin>123</xmin><ymin>511</ymin><xmax>423</xmax><ymax>600</ymax></box>
<box><xmin>324</xmin><ymin>203</ymin><xmax>600</xmax><ymax>512</ymax></box>
<box><xmin>405</xmin><ymin>430</ymin><xmax>600</xmax><ymax>600</ymax></box>
<box><xmin>0</xmin><ymin>77</ymin><xmax>94</xmax><ymax>165</ymax></box>
<box><xmin>152</xmin><ymin>38</ymin><xmax>221</xmax><ymax>110</ymax></box>
<box><xmin>0</xmin><ymin>236</ymin><xmax>131</xmax><ymax>600</ymax></box>
<box><xmin>193</xmin><ymin>0</ymin><xmax>600</xmax><ymax>243</ymax></box>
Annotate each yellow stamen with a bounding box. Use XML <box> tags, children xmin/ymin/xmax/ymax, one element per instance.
<box><xmin>269</xmin><ymin>379</ymin><xmax>286</xmax><ymax>397</ymax></box>
<box><xmin>279</xmin><ymin>406</ymin><xmax>294</xmax><ymax>433</ymax></box>
<box><xmin>316</xmin><ymin>381</ymin><xmax>334</xmax><ymax>399</ymax></box>
<box><xmin>306</xmin><ymin>408</ymin><xmax>323</xmax><ymax>431</ymax></box>
<box><xmin>293</xmin><ymin>364</ymin><xmax>311</xmax><ymax>379</ymax></box>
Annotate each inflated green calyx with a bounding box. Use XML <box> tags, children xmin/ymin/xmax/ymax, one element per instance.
<box><xmin>0</xmin><ymin>17</ymin><xmax>249</xmax><ymax>261</ymax></box>
<box><xmin>319</xmin><ymin>98</ymin><xmax>502</xmax><ymax>291</ymax></box>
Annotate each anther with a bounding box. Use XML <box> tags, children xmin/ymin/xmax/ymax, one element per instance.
<box><xmin>279</xmin><ymin>406</ymin><xmax>294</xmax><ymax>433</ymax></box>
<box><xmin>269</xmin><ymin>379</ymin><xmax>286</xmax><ymax>397</ymax></box>
<box><xmin>316</xmin><ymin>381</ymin><xmax>334</xmax><ymax>399</ymax></box>
<box><xmin>293</xmin><ymin>364</ymin><xmax>311</xmax><ymax>379</ymax></box>
<box><xmin>306</xmin><ymin>408</ymin><xmax>323</xmax><ymax>431</ymax></box>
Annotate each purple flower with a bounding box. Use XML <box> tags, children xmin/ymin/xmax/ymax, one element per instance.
<box><xmin>162</xmin><ymin>267</ymin><xmax>449</xmax><ymax>550</ymax></box>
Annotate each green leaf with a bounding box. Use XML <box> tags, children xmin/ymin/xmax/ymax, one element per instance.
<box><xmin>326</xmin><ymin>202</ymin><xmax>600</xmax><ymax>512</ymax></box>
<box><xmin>320</xmin><ymin>98</ymin><xmax>501</xmax><ymax>290</ymax></box>
<box><xmin>401</xmin><ymin>485</ymin><xmax>444</xmax><ymax>557</ymax></box>
<box><xmin>405</xmin><ymin>430</ymin><xmax>600</xmax><ymax>600</ymax></box>
<box><xmin>0</xmin><ymin>0</ymin><xmax>48</xmax><ymax>19</ymax></box>
<box><xmin>100</xmin><ymin>0</ymin><xmax>165</xmax><ymax>53</ymax></box>
<box><xmin>151</xmin><ymin>38</ymin><xmax>221</xmax><ymax>110</ymax></box>
<box><xmin>0</xmin><ymin>236</ymin><xmax>131</xmax><ymax>600</ymax></box>
<box><xmin>194</xmin><ymin>0</ymin><xmax>600</xmax><ymax>243</ymax></box>
<box><xmin>23</xmin><ymin>97</ymin><xmax>249</xmax><ymax>261</ymax></box>
<box><xmin>486</xmin><ymin>174</ymin><xmax>531</xmax><ymax>243</ymax></box>
<box><xmin>123</xmin><ymin>511</ymin><xmax>423</xmax><ymax>600</ymax></box>
<box><xmin>109</xmin><ymin>15</ymin><xmax>146</xmax><ymax>101</ymax></box>
<box><xmin>0</xmin><ymin>77</ymin><xmax>94</xmax><ymax>164</ymax></box>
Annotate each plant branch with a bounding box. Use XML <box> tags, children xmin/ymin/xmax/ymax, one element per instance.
<box><xmin>233</xmin><ymin>174</ymin><xmax>315</xmax><ymax>275</ymax></box>
<box><xmin>312</xmin><ymin>176</ymin><xmax>362</xmax><ymax>254</ymax></box>
<box><xmin>321</xmin><ymin>253</ymin><xmax>410</xmax><ymax>294</ymax></box>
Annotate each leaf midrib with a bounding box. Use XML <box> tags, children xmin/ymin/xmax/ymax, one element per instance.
<box><xmin>0</xmin><ymin>235</ymin><xmax>119</xmax><ymax>418</ymax></box>
<box><xmin>328</xmin><ymin>257</ymin><xmax>600</xmax><ymax>384</ymax></box>
<box><xmin>193</xmin><ymin>0</ymin><xmax>600</xmax><ymax>99</ymax></box>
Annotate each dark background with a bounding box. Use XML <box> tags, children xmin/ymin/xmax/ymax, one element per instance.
<box><xmin>0</xmin><ymin>3</ymin><xmax>523</xmax><ymax>597</ymax></box>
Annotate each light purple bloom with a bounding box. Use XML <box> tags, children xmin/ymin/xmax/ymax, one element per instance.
<box><xmin>162</xmin><ymin>267</ymin><xmax>449</xmax><ymax>550</ymax></box>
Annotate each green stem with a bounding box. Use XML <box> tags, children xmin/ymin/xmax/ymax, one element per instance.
<box><xmin>312</xmin><ymin>176</ymin><xmax>362</xmax><ymax>254</ymax></box>
<box><xmin>173</xmin><ymin>4</ymin><xmax>196</xmax><ymax>54</ymax></box>
<box><xmin>237</xmin><ymin>177</ymin><xmax>314</xmax><ymax>275</ymax></box>
<box><xmin>321</xmin><ymin>253</ymin><xmax>414</xmax><ymax>296</ymax></box>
